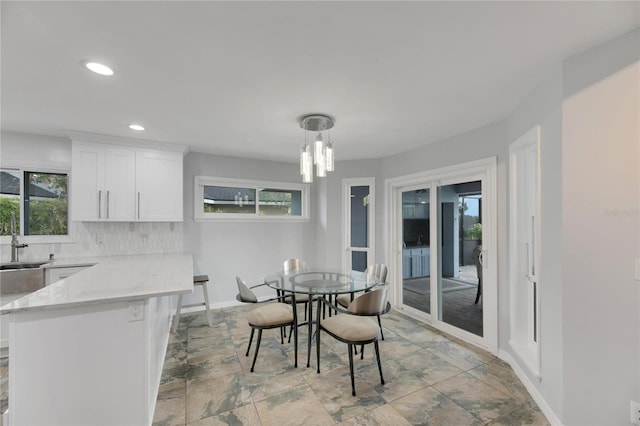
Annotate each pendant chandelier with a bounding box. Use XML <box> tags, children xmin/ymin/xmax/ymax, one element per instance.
<box><xmin>299</xmin><ymin>114</ymin><xmax>335</xmax><ymax>183</ymax></box>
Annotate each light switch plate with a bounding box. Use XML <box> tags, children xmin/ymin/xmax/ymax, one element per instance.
<box><xmin>635</xmin><ymin>258</ymin><xmax>640</xmax><ymax>281</ymax></box>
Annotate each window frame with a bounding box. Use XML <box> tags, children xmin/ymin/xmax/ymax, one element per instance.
<box><xmin>0</xmin><ymin>166</ymin><xmax>73</xmax><ymax>244</ymax></box>
<box><xmin>194</xmin><ymin>176</ymin><xmax>310</xmax><ymax>222</ymax></box>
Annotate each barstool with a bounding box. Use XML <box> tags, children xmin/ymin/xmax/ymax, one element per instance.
<box><xmin>173</xmin><ymin>275</ymin><xmax>212</xmax><ymax>332</ymax></box>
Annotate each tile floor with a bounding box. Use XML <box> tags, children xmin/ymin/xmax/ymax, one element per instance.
<box><xmin>403</xmin><ymin>285</ymin><xmax>483</xmax><ymax>336</ymax></box>
<box><xmin>403</xmin><ymin>265</ymin><xmax>483</xmax><ymax>336</ymax></box>
<box><xmin>153</xmin><ymin>306</ymin><xmax>549</xmax><ymax>426</ymax></box>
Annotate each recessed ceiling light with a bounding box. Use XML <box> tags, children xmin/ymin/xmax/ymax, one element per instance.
<box><xmin>128</xmin><ymin>124</ymin><xmax>145</xmax><ymax>131</ymax></box>
<box><xmin>85</xmin><ymin>62</ymin><xmax>114</xmax><ymax>76</ymax></box>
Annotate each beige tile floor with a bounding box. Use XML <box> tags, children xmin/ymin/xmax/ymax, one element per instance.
<box><xmin>153</xmin><ymin>306</ymin><xmax>549</xmax><ymax>426</ymax></box>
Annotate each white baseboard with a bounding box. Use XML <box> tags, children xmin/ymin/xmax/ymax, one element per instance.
<box><xmin>497</xmin><ymin>349</ymin><xmax>563</xmax><ymax>426</ymax></box>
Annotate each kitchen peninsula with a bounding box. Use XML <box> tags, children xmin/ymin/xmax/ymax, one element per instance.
<box><xmin>0</xmin><ymin>253</ymin><xmax>193</xmax><ymax>426</ymax></box>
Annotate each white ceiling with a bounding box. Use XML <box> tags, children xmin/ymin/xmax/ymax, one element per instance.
<box><xmin>2</xmin><ymin>1</ymin><xmax>638</xmax><ymax>163</ymax></box>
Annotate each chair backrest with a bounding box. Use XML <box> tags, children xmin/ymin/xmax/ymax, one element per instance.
<box><xmin>473</xmin><ymin>245</ymin><xmax>483</xmax><ymax>280</ymax></box>
<box><xmin>236</xmin><ymin>276</ymin><xmax>258</xmax><ymax>303</ymax></box>
<box><xmin>347</xmin><ymin>286</ymin><xmax>389</xmax><ymax>316</ymax></box>
<box><xmin>283</xmin><ymin>258</ymin><xmax>309</xmax><ymax>273</ymax></box>
<box><xmin>365</xmin><ymin>264</ymin><xmax>388</xmax><ymax>284</ymax></box>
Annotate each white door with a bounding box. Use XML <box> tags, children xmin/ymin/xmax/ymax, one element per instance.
<box><xmin>343</xmin><ymin>178</ymin><xmax>374</xmax><ymax>271</ymax></box>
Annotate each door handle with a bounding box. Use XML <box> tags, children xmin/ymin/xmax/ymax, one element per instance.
<box><xmin>98</xmin><ymin>190</ymin><xmax>102</xmax><ymax>219</ymax></box>
<box><xmin>106</xmin><ymin>190</ymin><xmax>110</xmax><ymax>219</ymax></box>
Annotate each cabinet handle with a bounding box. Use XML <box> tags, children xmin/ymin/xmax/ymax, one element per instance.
<box><xmin>98</xmin><ymin>190</ymin><xmax>102</xmax><ymax>219</ymax></box>
<box><xmin>106</xmin><ymin>190</ymin><xmax>110</xmax><ymax>219</ymax></box>
<box><xmin>137</xmin><ymin>192</ymin><xmax>141</xmax><ymax>219</ymax></box>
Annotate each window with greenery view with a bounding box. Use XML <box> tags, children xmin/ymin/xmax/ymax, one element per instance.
<box><xmin>0</xmin><ymin>168</ymin><xmax>68</xmax><ymax>237</ymax></box>
<box><xmin>195</xmin><ymin>176</ymin><xmax>308</xmax><ymax>221</ymax></box>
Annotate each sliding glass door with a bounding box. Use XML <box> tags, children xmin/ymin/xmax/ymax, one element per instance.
<box><xmin>390</xmin><ymin>158</ymin><xmax>496</xmax><ymax>351</ymax></box>
<box><xmin>436</xmin><ymin>180</ymin><xmax>483</xmax><ymax>337</ymax></box>
<box><xmin>401</xmin><ymin>187</ymin><xmax>431</xmax><ymax>314</ymax></box>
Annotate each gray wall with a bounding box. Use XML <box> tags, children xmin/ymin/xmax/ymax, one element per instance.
<box><xmin>560</xmin><ymin>29</ymin><xmax>639</xmax><ymax>425</ymax></box>
<box><xmin>505</xmin><ymin>66</ymin><xmax>565</xmax><ymax>418</ymax></box>
<box><xmin>182</xmin><ymin>152</ymin><xmax>318</xmax><ymax>304</ymax></box>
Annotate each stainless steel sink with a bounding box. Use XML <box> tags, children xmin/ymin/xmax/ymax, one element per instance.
<box><xmin>0</xmin><ymin>260</ymin><xmax>50</xmax><ymax>270</ymax></box>
<box><xmin>0</xmin><ymin>262</ymin><xmax>49</xmax><ymax>296</ymax></box>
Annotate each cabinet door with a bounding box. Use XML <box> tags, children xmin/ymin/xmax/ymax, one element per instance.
<box><xmin>71</xmin><ymin>143</ymin><xmax>104</xmax><ymax>221</ymax></box>
<box><xmin>402</xmin><ymin>251</ymin><xmax>411</xmax><ymax>279</ymax></box>
<box><xmin>421</xmin><ymin>247</ymin><xmax>430</xmax><ymax>276</ymax></box>
<box><xmin>411</xmin><ymin>248</ymin><xmax>422</xmax><ymax>277</ymax></box>
<box><xmin>104</xmin><ymin>148</ymin><xmax>136</xmax><ymax>221</ymax></box>
<box><xmin>135</xmin><ymin>150</ymin><xmax>183</xmax><ymax>221</ymax></box>
<box><xmin>45</xmin><ymin>266</ymin><xmax>90</xmax><ymax>285</ymax></box>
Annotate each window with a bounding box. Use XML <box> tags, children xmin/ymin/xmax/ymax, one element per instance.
<box><xmin>195</xmin><ymin>176</ymin><xmax>309</xmax><ymax>221</ymax></box>
<box><xmin>0</xmin><ymin>168</ymin><xmax>69</xmax><ymax>238</ymax></box>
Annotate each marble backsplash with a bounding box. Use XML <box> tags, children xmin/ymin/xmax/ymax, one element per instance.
<box><xmin>0</xmin><ymin>221</ymin><xmax>184</xmax><ymax>262</ymax></box>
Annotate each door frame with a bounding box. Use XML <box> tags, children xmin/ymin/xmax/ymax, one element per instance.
<box><xmin>342</xmin><ymin>177</ymin><xmax>376</xmax><ymax>271</ymax></box>
<box><xmin>385</xmin><ymin>157</ymin><xmax>498</xmax><ymax>354</ymax></box>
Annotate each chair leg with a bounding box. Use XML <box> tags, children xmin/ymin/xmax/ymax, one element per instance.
<box><xmin>374</xmin><ymin>340</ymin><xmax>384</xmax><ymax>386</ymax></box>
<box><xmin>250</xmin><ymin>329</ymin><xmax>263</xmax><ymax>373</ymax></box>
<box><xmin>246</xmin><ymin>328</ymin><xmax>255</xmax><ymax>357</ymax></box>
<box><xmin>200</xmin><ymin>281</ymin><xmax>213</xmax><ymax>327</ymax></box>
<box><xmin>288</xmin><ymin>324</ymin><xmax>293</xmax><ymax>343</ymax></box>
<box><xmin>316</xmin><ymin>322</ymin><xmax>321</xmax><ymax>374</ymax></box>
<box><xmin>377</xmin><ymin>315</ymin><xmax>385</xmax><ymax>340</ymax></box>
<box><xmin>475</xmin><ymin>278</ymin><xmax>482</xmax><ymax>304</ymax></box>
<box><xmin>360</xmin><ymin>344</ymin><xmax>364</xmax><ymax>360</ymax></box>
<box><xmin>348</xmin><ymin>344</ymin><xmax>356</xmax><ymax>396</ymax></box>
<box><xmin>294</xmin><ymin>320</ymin><xmax>298</xmax><ymax>369</ymax></box>
<box><xmin>280</xmin><ymin>326</ymin><xmax>284</xmax><ymax>344</ymax></box>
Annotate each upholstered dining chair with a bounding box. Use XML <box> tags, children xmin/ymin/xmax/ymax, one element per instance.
<box><xmin>473</xmin><ymin>245</ymin><xmax>483</xmax><ymax>304</ymax></box>
<box><xmin>316</xmin><ymin>286</ymin><xmax>389</xmax><ymax>396</ymax></box>
<box><xmin>236</xmin><ymin>276</ymin><xmax>297</xmax><ymax>372</ymax></box>
<box><xmin>336</xmin><ymin>264</ymin><xmax>390</xmax><ymax>339</ymax></box>
<box><xmin>282</xmin><ymin>258</ymin><xmax>313</xmax><ymax>320</ymax></box>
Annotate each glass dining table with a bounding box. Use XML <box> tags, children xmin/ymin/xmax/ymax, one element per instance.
<box><xmin>265</xmin><ymin>269</ymin><xmax>380</xmax><ymax>368</ymax></box>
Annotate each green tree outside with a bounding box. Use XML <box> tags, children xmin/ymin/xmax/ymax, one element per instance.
<box><xmin>0</xmin><ymin>197</ymin><xmax>20</xmax><ymax>236</ymax></box>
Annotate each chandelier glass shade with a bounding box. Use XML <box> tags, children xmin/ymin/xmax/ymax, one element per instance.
<box><xmin>299</xmin><ymin>114</ymin><xmax>335</xmax><ymax>183</ymax></box>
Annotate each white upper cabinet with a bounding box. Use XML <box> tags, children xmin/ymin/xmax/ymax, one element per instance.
<box><xmin>71</xmin><ymin>143</ymin><xmax>104</xmax><ymax>221</ymax></box>
<box><xmin>71</xmin><ymin>140</ymin><xmax>183</xmax><ymax>222</ymax></box>
<box><xmin>135</xmin><ymin>149</ymin><xmax>183</xmax><ymax>221</ymax></box>
<box><xmin>104</xmin><ymin>148</ymin><xmax>136</xmax><ymax>220</ymax></box>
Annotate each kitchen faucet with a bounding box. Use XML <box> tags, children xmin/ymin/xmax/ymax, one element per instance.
<box><xmin>10</xmin><ymin>211</ymin><xmax>28</xmax><ymax>262</ymax></box>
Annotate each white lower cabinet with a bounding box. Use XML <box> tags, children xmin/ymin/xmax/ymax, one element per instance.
<box><xmin>403</xmin><ymin>247</ymin><xmax>431</xmax><ymax>278</ymax></box>
<box><xmin>45</xmin><ymin>266</ymin><xmax>91</xmax><ymax>285</ymax></box>
<box><xmin>402</xmin><ymin>251</ymin><xmax>411</xmax><ymax>279</ymax></box>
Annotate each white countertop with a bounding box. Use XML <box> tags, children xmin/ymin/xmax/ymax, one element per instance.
<box><xmin>0</xmin><ymin>253</ymin><xmax>193</xmax><ymax>314</ymax></box>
